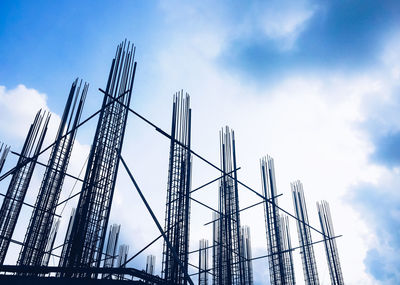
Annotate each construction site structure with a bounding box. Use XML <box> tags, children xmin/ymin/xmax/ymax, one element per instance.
<box><xmin>0</xmin><ymin>142</ymin><xmax>10</xmax><ymax>174</ymax></box>
<box><xmin>240</xmin><ymin>226</ymin><xmax>253</xmax><ymax>285</ymax></box>
<box><xmin>260</xmin><ymin>155</ymin><xmax>295</xmax><ymax>285</ymax></box>
<box><xmin>117</xmin><ymin>244</ymin><xmax>129</xmax><ymax>280</ymax></box>
<box><xmin>317</xmin><ymin>201</ymin><xmax>344</xmax><ymax>285</ymax></box>
<box><xmin>198</xmin><ymin>239</ymin><xmax>209</xmax><ymax>285</ymax></box>
<box><xmin>279</xmin><ymin>216</ymin><xmax>295</xmax><ymax>284</ymax></box>
<box><xmin>162</xmin><ymin>92</ymin><xmax>192</xmax><ymax>285</ymax></box>
<box><xmin>58</xmin><ymin>41</ymin><xmax>136</xmax><ymax>272</ymax></box>
<box><xmin>213</xmin><ymin>127</ymin><xmax>245</xmax><ymax>285</ymax></box>
<box><xmin>0</xmin><ymin>110</ymin><xmax>50</xmax><ymax>265</ymax></box>
<box><xmin>18</xmin><ymin>79</ymin><xmax>88</xmax><ymax>267</ymax></box>
<box><xmin>146</xmin><ymin>255</ymin><xmax>156</xmax><ymax>275</ymax></box>
<box><xmin>41</xmin><ymin>218</ymin><xmax>60</xmax><ymax>266</ymax></box>
<box><xmin>291</xmin><ymin>180</ymin><xmax>319</xmax><ymax>285</ymax></box>
<box><xmin>102</xmin><ymin>224</ymin><xmax>121</xmax><ymax>279</ymax></box>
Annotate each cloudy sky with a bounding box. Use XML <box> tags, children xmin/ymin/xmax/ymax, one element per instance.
<box><xmin>1</xmin><ymin>0</ymin><xmax>400</xmax><ymax>284</ymax></box>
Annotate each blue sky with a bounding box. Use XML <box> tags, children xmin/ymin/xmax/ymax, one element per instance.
<box><xmin>1</xmin><ymin>1</ymin><xmax>400</xmax><ymax>284</ymax></box>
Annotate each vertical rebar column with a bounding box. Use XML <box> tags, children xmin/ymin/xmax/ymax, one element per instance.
<box><xmin>18</xmin><ymin>79</ymin><xmax>88</xmax><ymax>267</ymax></box>
<box><xmin>0</xmin><ymin>110</ymin><xmax>50</xmax><ymax>265</ymax></box>
<box><xmin>212</xmin><ymin>212</ymin><xmax>219</xmax><ymax>285</ymax></box>
<box><xmin>41</xmin><ymin>218</ymin><xmax>60</xmax><ymax>266</ymax></box>
<box><xmin>213</xmin><ymin>127</ymin><xmax>244</xmax><ymax>285</ymax></box>
<box><xmin>0</xmin><ymin>142</ymin><xmax>10</xmax><ymax>174</ymax></box>
<box><xmin>260</xmin><ymin>155</ymin><xmax>287</xmax><ymax>285</ymax></box>
<box><xmin>146</xmin><ymin>255</ymin><xmax>156</xmax><ymax>275</ymax></box>
<box><xmin>317</xmin><ymin>201</ymin><xmax>344</xmax><ymax>285</ymax></box>
<box><xmin>199</xmin><ymin>239</ymin><xmax>209</xmax><ymax>285</ymax></box>
<box><xmin>162</xmin><ymin>92</ymin><xmax>192</xmax><ymax>285</ymax></box>
<box><xmin>59</xmin><ymin>41</ymin><xmax>136</xmax><ymax>272</ymax></box>
<box><xmin>280</xmin><ymin>216</ymin><xmax>296</xmax><ymax>285</ymax></box>
<box><xmin>102</xmin><ymin>224</ymin><xmax>120</xmax><ymax>279</ymax></box>
<box><xmin>291</xmin><ymin>180</ymin><xmax>319</xmax><ymax>285</ymax></box>
<box><xmin>241</xmin><ymin>226</ymin><xmax>253</xmax><ymax>285</ymax></box>
<box><xmin>117</xmin><ymin>244</ymin><xmax>129</xmax><ymax>280</ymax></box>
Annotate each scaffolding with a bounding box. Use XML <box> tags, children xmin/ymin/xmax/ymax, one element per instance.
<box><xmin>0</xmin><ymin>110</ymin><xmax>50</xmax><ymax>265</ymax></box>
<box><xmin>162</xmin><ymin>92</ymin><xmax>192</xmax><ymax>285</ymax></box>
<box><xmin>317</xmin><ymin>201</ymin><xmax>344</xmax><ymax>285</ymax></box>
<box><xmin>291</xmin><ymin>180</ymin><xmax>319</xmax><ymax>285</ymax></box>
<box><xmin>18</xmin><ymin>79</ymin><xmax>88</xmax><ymax>267</ymax></box>
<box><xmin>260</xmin><ymin>155</ymin><xmax>294</xmax><ymax>285</ymax></box>
<box><xmin>58</xmin><ymin>41</ymin><xmax>136</xmax><ymax>271</ymax></box>
<box><xmin>213</xmin><ymin>127</ymin><xmax>244</xmax><ymax>285</ymax></box>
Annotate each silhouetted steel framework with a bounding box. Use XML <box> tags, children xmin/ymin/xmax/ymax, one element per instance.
<box><xmin>0</xmin><ymin>110</ymin><xmax>50</xmax><ymax>265</ymax></box>
<box><xmin>117</xmin><ymin>244</ymin><xmax>129</xmax><ymax>280</ymax></box>
<box><xmin>241</xmin><ymin>226</ymin><xmax>253</xmax><ymax>285</ymax></box>
<box><xmin>162</xmin><ymin>92</ymin><xmax>192</xmax><ymax>285</ymax></box>
<box><xmin>0</xmin><ymin>142</ymin><xmax>10</xmax><ymax>174</ymax></box>
<box><xmin>317</xmin><ymin>201</ymin><xmax>344</xmax><ymax>285</ymax></box>
<box><xmin>213</xmin><ymin>127</ymin><xmax>244</xmax><ymax>285</ymax></box>
<box><xmin>102</xmin><ymin>224</ymin><xmax>120</xmax><ymax>278</ymax></box>
<box><xmin>42</xmin><ymin>219</ymin><xmax>60</xmax><ymax>266</ymax></box>
<box><xmin>18</xmin><ymin>79</ymin><xmax>88</xmax><ymax>267</ymax></box>
<box><xmin>198</xmin><ymin>239</ymin><xmax>209</xmax><ymax>285</ymax></box>
<box><xmin>260</xmin><ymin>155</ymin><xmax>295</xmax><ymax>285</ymax></box>
<box><xmin>279</xmin><ymin>216</ymin><xmax>295</xmax><ymax>285</ymax></box>
<box><xmin>291</xmin><ymin>180</ymin><xmax>319</xmax><ymax>285</ymax></box>
<box><xmin>59</xmin><ymin>41</ymin><xmax>136</xmax><ymax>271</ymax></box>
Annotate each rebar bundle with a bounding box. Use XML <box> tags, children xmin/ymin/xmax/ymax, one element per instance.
<box><xmin>260</xmin><ymin>155</ymin><xmax>294</xmax><ymax>285</ymax></box>
<box><xmin>291</xmin><ymin>180</ymin><xmax>319</xmax><ymax>285</ymax></box>
<box><xmin>0</xmin><ymin>142</ymin><xmax>10</xmax><ymax>174</ymax></box>
<box><xmin>317</xmin><ymin>201</ymin><xmax>344</xmax><ymax>285</ymax></box>
<box><xmin>18</xmin><ymin>79</ymin><xmax>88</xmax><ymax>267</ymax></box>
<box><xmin>59</xmin><ymin>41</ymin><xmax>136</xmax><ymax>271</ymax></box>
<box><xmin>241</xmin><ymin>226</ymin><xmax>253</xmax><ymax>285</ymax></box>
<box><xmin>0</xmin><ymin>110</ymin><xmax>50</xmax><ymax>265</ymax></box>
<box><xmin>162</xmin><ymin>92</ymin><xmax>192</xmax><ymax>285</ymax></box>
<box><xmin>103</xmin><ymin>224</ymin><xmax>120</xmax><ymax>270</ymax></box>
<box><xmin>280</xmin><ymin>216</ymin><xmax>295</xmax><ymax>285</ymax></box>
<box><xmin>213</xmin><ymin>127</ymin><xmax>244</xmax><ymax>285</ymax></box>
<box><xmin>198</xmin><ymin>239</ymin><xmax>209</xmax><ymax>285</ymax></box>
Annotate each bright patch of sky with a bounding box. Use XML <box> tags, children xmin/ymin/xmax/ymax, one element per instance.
<box><xmin>1</xmin><ymin>1</ymin><xmax>400</xmax><ymax>284</ymax></box>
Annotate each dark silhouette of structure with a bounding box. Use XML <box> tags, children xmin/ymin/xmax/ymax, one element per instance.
<box><xmin>292</xmin><ymin>180</ymin><xmax>319</xmax><ymax>285</ymax></box>
<box><xmin>261</xmin><ymin>155</ymin><xmax>295</xmax><ymax>285</ymax></box>
<box><xmin>59</xmin><ymin>41</ymin><xmax>136</xmax><ymax>272</ymax></box>
<box><xmin>212</xmin><ymin>127</ymin><xmax>244</xmax><ymax>285</ymax></box>
<box><xmin>18</xmin><ymin>79</ymin><xmax>88</xmax><ymax>267</ymax></box>
<box><xmin>0</xmin><ymin>39</ymin><xmax>344</xmax><ymax>285</ymax></box>
<box><xmin>0</xmin><ymin>142</ymin><xmax>10</xmax><ymax>174</ymax></box>
<box><xmin>198</xmin><ymin>239</ymin><xmax>208</xmax><ymax>285</ymax></box>
<box><xmin>0</xmin><ymin>110</ymin><xmax>50</xmax><ymax>265</ymax></box>
<box><xmin>240</xmin><ymin>226</ymin><xmax>253</xmax><ymax>285</ymax></box>
<box><xmin>162</xmin><ymin>92</ymin><xmax>192</xmax><ymax>285</ymax></box>
<box><xmin>317</xmin><ymin>201</ymin><xmax>344</xmax><ymax>285</ymax></box>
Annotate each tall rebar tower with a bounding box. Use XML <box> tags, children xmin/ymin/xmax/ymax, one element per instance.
<box><xmin>146</xmin><ymin>255</ymin><xmax>156</xmax><ymax>275</ymax></box>
<box><xmin>0</xmin><ymin>110</ymin><xmax>50</xmax><ymax>265</ymax></box>
<box><xmin>0</xmin><ymin>142</ymin><xmax>10</xmax><ymax>174</ymax></box>
<box><xmin>213</xmin><ymin>127</ymin><xmax>244</xmax><ymax>285</ymax></box>
<box><xmin>260</xmin><ymin>155</ymin><xmax>294</xmax><ymax>285</ymax></box>
<box><xmin>162</xmin><ymin>92</ymin><xmax>192</xmax><ymax>285</ymax></box>
<box><xmin>117</xmin><ymin>244</ymin><xmax>129</xmax><ymax>280</ymax></box>
<box><xmin>280</xmin><ymin>216</ymin><xmax>296</xmax><ymax>285</ymax></box>
<box><xmin>103</xmin><ymin>224</ymin><xmax>121</xmax><ymax>269</ymax></box>
<box><xmin>41</xmin><ymin>218</ymin><xmax>60</xmax><ymax>266</ymax></box>
<box><xmin>291</xmin><ymin>180</ymin><xmax>319</xmax><ymax>285</ymax></box>
<box><xmin>317</xmin><ymin>201</ymin><xmax>344</xmax><ymax>285</ymax></box>
<box><xmin>198</xmin><ymin>239</ymin><xmax>209</xmax><ymax>285</ymax></box>
<box><xmin>59</xmin><ymin>41</ymin><xmax>136</xmax><ymax>271</ymax></box>
<box><xmin>18</xmin><ymin>79</ymin><xmax>88</xmax><ymax>267</ymax></box>
<box><xmin>241</xmin><ymin>226</ymin><xmax>254</xmax><ymax>285</ymax></box>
